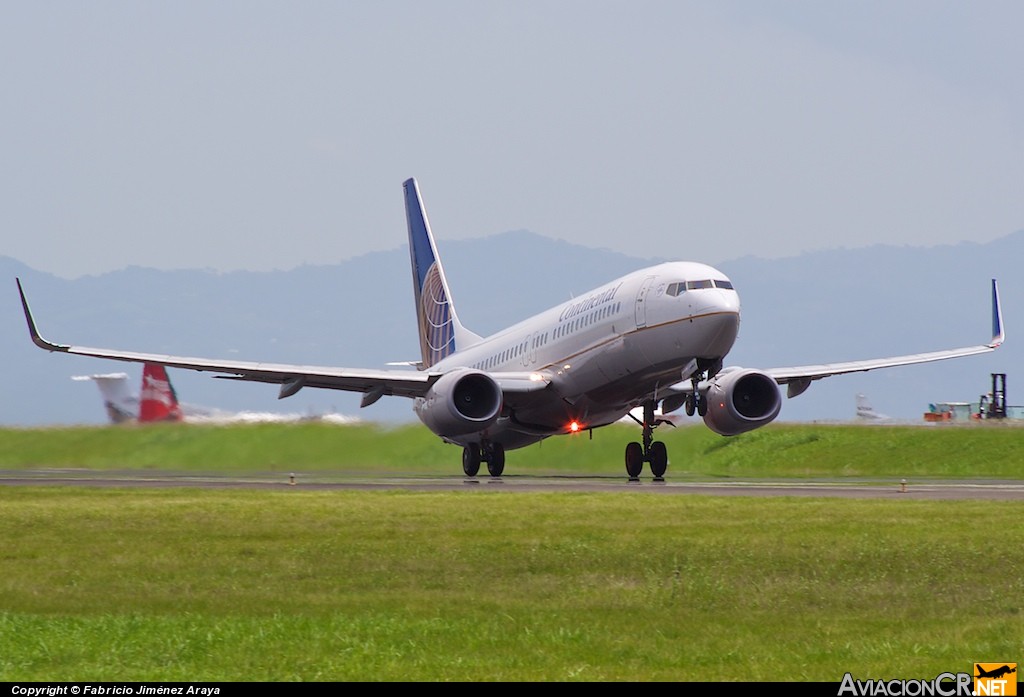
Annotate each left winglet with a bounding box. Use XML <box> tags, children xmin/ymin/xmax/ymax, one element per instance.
<box><xmin>16</xmin><ymin>278</ymin><xmax>70</xmax><ymax>352</ymax></box>
<box><xmin>990</xmin><ymin>278</ymin><xmax>1004</xmax><ymax>348</ymax></box>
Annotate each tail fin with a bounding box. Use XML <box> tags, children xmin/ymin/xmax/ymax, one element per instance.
<box><xmin>73</xmin><ymin>372</ymin><xmax>137</xmax><ymax>424</ymax></box>
<box><xmin>139</xmin><ymin>363</ymin><xmax>184</xmax><ymax>422</ymax></box>
<box><xmin>855</xmin><ymin>393</ymin><xmax>891</xmax><ymax>421</ymax></box>
<box><xmin>403</xmin><ymin>178</ymin><xmax>481</xmax><ymax>369</ymax></box>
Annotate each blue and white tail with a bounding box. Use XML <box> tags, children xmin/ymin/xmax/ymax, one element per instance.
<box><xmin>403</xmin><ymin>178</ymin><xmax>481</xmax><ymax>369</ymax></box>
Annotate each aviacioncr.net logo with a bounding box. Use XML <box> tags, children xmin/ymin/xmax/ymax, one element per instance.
<box><xmin>838</xmin><ymin>672</ymin><xmax>973</xmax><ymax>696</ymax></box>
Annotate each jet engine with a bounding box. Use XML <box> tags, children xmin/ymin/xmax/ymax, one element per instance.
<box><xmin>702</xmin><ymin>368</ymin><xmax>782</xmax><ymax>436</ymax></box>
<box><xmin>414</xmin><ymin>369</ymin><xmax>503</xmax><ymax>437</ymax></box>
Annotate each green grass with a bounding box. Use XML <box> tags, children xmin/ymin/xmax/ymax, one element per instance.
<box><xmin>1</xmin><ymin>422</ymin><xmax>1023</xmax><ymax>681</ymax></box>
<box><xmin>0</xmin><ymin>488</ymin><xmax>1021</xmax><ymax>681</ymax></box>
<box><xmin>2</xmin><ymin>421</ymin><xmax>1024</xmax><ymax>479</ymax></box>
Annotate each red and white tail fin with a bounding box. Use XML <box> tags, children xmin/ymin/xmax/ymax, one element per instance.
<box><xmin>139</xmin><ymin>363</ymin><xmax>183</xmax><ymax>422</ymax></box>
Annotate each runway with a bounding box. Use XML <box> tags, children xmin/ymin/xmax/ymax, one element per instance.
<box><xmin>3</xmin><ymin>469</ymin><xmax>1024</xmax><ymax>500</ymax></box>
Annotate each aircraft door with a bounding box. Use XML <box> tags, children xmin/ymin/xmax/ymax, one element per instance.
<box><xmin>526</xmin><ymin>332</ymin><xmax>537</xmax><ymax>366</ymax></box>
<box><xmin>634</xmin><ymin>276</ymin><xmax>656</xmax><ymax>329</ymax></box>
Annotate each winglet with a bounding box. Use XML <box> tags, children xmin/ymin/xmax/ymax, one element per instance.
<box><xmin>16</xmin><ymin>278</ymin><xmax>70</xmax><ymax>352</ymax></box>
<box><xmin>990</xmin><ymin>279</ymin><xmax>1004</xmax><ymax>348</ymax></box>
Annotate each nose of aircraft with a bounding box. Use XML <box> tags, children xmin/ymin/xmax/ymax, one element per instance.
<box><xmin>710</xmin><ymin>290</ymin><xmax>741</xmax><ymax>344</ymax></box>
<box><xmin>691</xmin><ymin>281</ymin><xmax>741</xmax><ymax>355</ymax></box>
<box><xmin>692</xmin><ymin>283</ymin><xmax>740</xmax><ymax>318</ymax></box>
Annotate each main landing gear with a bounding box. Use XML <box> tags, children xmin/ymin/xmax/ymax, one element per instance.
<box><xmin>624</xmin><ymin>398</ymin><xmax>689</xmax><ymax>481</ymax></box>
<box><xmin>462</xmin><ymin>441</ymin><xmax>506</xmax><ymax>477</ymax></box>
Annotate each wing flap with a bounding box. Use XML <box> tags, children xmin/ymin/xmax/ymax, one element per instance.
<box><xmin>63</xmin><ymin>345</ymin><xmax>436</xmax><ymax>399</ymax></box>
<box><xmin>765</xmin><ymin>344</ymin><xmax>998</xmax><ymax>384</ymax></box>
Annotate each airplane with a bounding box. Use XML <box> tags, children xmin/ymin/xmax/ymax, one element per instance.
<box><xmin>138</xmin><ymin>362</ymin><xmax>184</xmax><ymax>422</ymax></box>
<box><xmin>72</xmin><ymin>371</ymin><xmax>140</xmax><ymax>424</ymax></box>
<box><xmin>975</xmin><ymin>665</ymin><xmax>1016</xmax><ymax>680</ymax></box>
<box><xmin>75</xmin><ymin>363</ymin><xmax>359</xmax><ymax>425</ymax></box>
<box><xmin>16</xmin><ymin>178</ymin><xmax>1005</xmax><ymax>480</ymax></box>
<box><xmin>855</xmin><ymin>394</ymin><xmax>892</xmax><ymax>422</ymax></box>
<box><xmin>73</xmin><ymin>362</ymin><xmax>183</xmax><ymax>423</ymax></box>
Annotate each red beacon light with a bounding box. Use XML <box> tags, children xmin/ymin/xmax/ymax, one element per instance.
<box><xmin>568</xmin><ymin>420</ymin><xmax>582</xmax><ymax>433</ymax></box>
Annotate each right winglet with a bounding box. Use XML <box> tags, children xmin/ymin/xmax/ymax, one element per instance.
<box><xmin>16</xmin><ymin>278</ymin><xmax>70</xmax><ymax>352</ymax></box>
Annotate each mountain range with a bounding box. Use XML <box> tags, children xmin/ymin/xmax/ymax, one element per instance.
<box><xmin>3</xmin><ymin>229</ymin><xmax>1020</xmax><ymax>428</ymax></box>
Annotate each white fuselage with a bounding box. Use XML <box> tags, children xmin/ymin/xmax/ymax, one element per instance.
<box><xmin>423</xmin><ymin>261</ymin><xmax>741</xmax><ymax>449</ymax></box>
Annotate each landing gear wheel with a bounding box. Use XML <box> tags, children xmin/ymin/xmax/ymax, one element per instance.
<box><xmin>685</xmin><ymin>394</ymin><xmax>696</xmax><ymax>417</ymax></box>
<box><xmin>626</xmin><ymin>398</ymin><xmax>677</xmax><ymax>481</ymax></box>
<box><xmin>649</xmin><ymin>441</ymin><xmax>668</xmax><ymax>479</ymax></box>
<box><xmin>486</xmin><ymin>444</ymin><xmax>505</xmax><ymax>477</ymax></box>
<box><xmin>462</xmin><ymin>444</ymin><xmax>481</xmax><ymax>477</ymax></box>
<box><xmin>697</xmin><ymin>396</ymin><xmax>708</xmax><ymax>417</ymax></box>
<box><xmin>625</xmin><ymin>442</ymin><xmax>644</xmax><ymax>479</ymax></box>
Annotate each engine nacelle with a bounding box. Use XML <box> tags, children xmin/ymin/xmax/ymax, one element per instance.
<box><xmin>702</xmin><ymin>368</ymin><xmax>782</xmax><ymax>436</ymax></box>
<box><xmin>414</xmin><ymin>369</ymin><xmax>502</xmax><ymax>437</ymax></box>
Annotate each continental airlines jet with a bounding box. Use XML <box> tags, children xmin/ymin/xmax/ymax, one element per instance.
<box><xmin>17</xmin><ymin>179</ymin><xmax>1005</xmax><ymax>480</ymax></box>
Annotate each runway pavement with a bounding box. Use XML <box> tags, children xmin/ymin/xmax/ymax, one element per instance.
<box><xmin>3</xmin><ymin>469</ymin><xmax>1024</xmax><ymax>499</ymax></box>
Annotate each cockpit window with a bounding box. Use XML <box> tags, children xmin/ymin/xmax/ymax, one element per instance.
<box><xmin>667</xmin><ymin>279</ymin><xmax>733</xmax><ymax>294</ymax></box>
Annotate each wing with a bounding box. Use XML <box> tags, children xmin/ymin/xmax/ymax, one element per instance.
<box><xmin>17</xmin><ymin>278</ymin><xmax>552</xmax><ymax>407</ymax></box>
<box><xmin>766</xmin><ymin>278</ymin><xmax>1004</xmax><ymax>398</ymax></box>
<box><xmin>18</xmin><ymin>278</ymin><xmax>436</xmax><ymax>402</ymax></box>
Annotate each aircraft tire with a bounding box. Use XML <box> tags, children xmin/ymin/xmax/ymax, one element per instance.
<box><xmin>685</xmin><ymin>394</ymin><xmax>695</xmax><ymax>416</ymax></box>
<box><xmin>487</xmin><ymin>444</ymin><xmax>505</xmax><ymax>477</ymax></box>
<box><xmin>649</xmin><ymin>441</ymin><xmax>668</xmax><ymax>478</ymax></box>
<box><xmin>625</xmin><ymin>442</ymin><xmax>644</xmax><ymax>479</ymax></box>
<box><xmin>463</xmin><ymin>444</ymin><xmax>481</xmax><ymax>477</ymax></box>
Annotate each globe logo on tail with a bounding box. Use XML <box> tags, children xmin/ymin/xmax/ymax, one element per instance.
<box><xmin>418</xmin><ymin>263</ymin><xmax>455</xmax><ymax>368</ymax></box>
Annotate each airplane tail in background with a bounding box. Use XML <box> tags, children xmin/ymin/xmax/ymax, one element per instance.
<box><xmin>403</xmin><ymin>178</ymin><xmax>482</xmax><ymax>369</ymax></box>
<box><xmin>855</xmin><ymin>393</ymin><xmax>891</xmax><ymax>422</ymax></box>
<box><xmin>139</xmin><ymin>363</ymin><xmax>183</xmax><ymax>422</ymax></box>
<box><xmin>73</xmin><ymin>372</ymin><xmax>137</xmax><ymax>424</ymax></box>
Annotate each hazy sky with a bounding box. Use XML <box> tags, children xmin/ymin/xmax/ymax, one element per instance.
<box><xmin>4</xmin><ymin>1</ymin><xmax>1023</xmax><ymax>279</ymax></box>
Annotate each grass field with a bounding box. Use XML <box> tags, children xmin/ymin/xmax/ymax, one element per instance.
<box><xmin>1</xmin><ymin>422</ymin><xmax>1022</xmax><ymax>682</ymax></box>
<box><xmin>2</xmin><ymin>420</ymin><xmax>1024</xmax><ymax>479</ymax></box>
